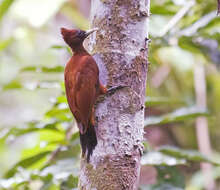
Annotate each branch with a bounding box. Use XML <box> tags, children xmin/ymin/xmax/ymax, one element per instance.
<box><xmin>158</xmin><ymin>1</ymin><xmax>194</xmax><ymax>37</ymax></box>
<box><xmin>178</xmin><ymin>11</ymin><xmax>216</xmax><ymax>36</ymax></box>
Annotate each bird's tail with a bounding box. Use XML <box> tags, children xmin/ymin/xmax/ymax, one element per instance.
<box><xmin>79</xmin><ymin>125</ymin><xmax>97</xmax><ymax>162</ymax></box>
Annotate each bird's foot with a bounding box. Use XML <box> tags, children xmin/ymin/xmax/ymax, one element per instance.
<box><xmin>96</xmin><ymin>85</ymin><xmax>129</xmax><ymax>104</ymax></box>
<box><xmin>107</xmin><ymin>85</ymin><xmax>129</xmax><ymax>96</ymax></box>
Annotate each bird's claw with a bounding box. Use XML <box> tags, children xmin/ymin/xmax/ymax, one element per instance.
<box><xmin>107</xmin><ymin>85</ymin><xmax>129</xmax><ymax>95</ymax></box>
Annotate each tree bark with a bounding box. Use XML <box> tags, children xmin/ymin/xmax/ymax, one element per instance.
<box><xmin>79</xmin><ymin>0</ymin><xmax>150</xmax><ymax>189</ymax></box>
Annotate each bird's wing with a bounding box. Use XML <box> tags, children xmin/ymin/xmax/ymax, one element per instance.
<box><xmin>74</xmin><ymin>56</ymin><xmax>99</xmax><ymax>134</ymax></box>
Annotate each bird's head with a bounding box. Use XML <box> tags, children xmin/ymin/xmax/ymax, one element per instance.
<box><xmin>60</xmin><ymin>27</ymin><xmax>98</xmax><ymax>50</ymax></box>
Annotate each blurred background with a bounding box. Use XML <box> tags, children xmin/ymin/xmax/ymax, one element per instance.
<box><xmin>0</xmin><ymin>0</ymin><xmax>220</xmax><ymax>189</ymax></box>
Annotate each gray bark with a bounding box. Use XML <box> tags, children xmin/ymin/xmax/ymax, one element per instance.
<box><xmin>79</xmin><ymin>0</ymin><xmax>150</xmax><ymax>189</ymax></box>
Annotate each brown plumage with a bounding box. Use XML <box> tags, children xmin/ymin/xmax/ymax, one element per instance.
<box><xmin>61</xmin><ymin>27</ymin><xmax>107</xmax><ymax>161</ymax></box>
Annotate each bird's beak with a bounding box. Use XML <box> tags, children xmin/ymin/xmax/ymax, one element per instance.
<box><xmin>85</xmin><ymin>28</ymin><xmax>99</xmax><ymax>37</ymax></box>
<box><xmin>60</xmin><ymin>27</ymin><xmax>70</xmax><ymax>37</ymax></box>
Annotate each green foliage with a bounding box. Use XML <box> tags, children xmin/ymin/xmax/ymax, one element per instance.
<box><xmin>153</xmin><ymin>167</ymin><xmax>185</xmax><ymax>190</ymax></box>
<box><xmin>21</xmin><ymin>66</ymin><xmax>64</xmax><ymax>73</ymax></box>
<box><xmin>141</xmin><ymin>151</ymin><xmax>186</xmax><ymax>166</ymax></box>
<box><xmin>145</xmin><ymin>96</ymin><xmax>184</xmax><ymax>107</ymax></box>
<box><xmin>5</xmin><ymin>151</ymin><xmax>52</xmax><ymax>178</ymax></box>
<box><xmin>140</xmin><ymin>167</ymin><xmax>185</xmax><ymax>190</ymax></box>
<box><xmin>0</xmin><ymin>37</ymin><xmax>13</xmax><ymax>51</ymax></box>
<box><xmin>159</xmin><ymin>146</ymin><xmax>220</xmax><ymax>165</ymax></box>
<box><xmin>50</xmin><ymin>45</ymin><xmax>72</xmax><ymax>55</ymax></box>
<box><xmin>145</xmin><ymin>106</ymin><xmax>209</xmax><ymax>126</ymax></box>
<box><xmin>60</xmin><ymin>175</ymin><xmax>78</xmax><ymax>189</ymax></box>
<box><xmin>3</xmin><ymin>79</ymin><xmax>22</xmax><ymax>90</ymax></box>
<box><xmin>0</xmin><ymin>0</ymin><xmax>15</xmax><ymax>22</ymax></box>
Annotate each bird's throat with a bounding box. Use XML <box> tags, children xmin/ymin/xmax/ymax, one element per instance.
<box><xmin>71</xmin><ymin>44</ymin><xmax>87</xmax><ymax>55</ymax></box>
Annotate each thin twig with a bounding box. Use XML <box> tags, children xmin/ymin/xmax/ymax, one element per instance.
<box><xmin>158</xmin><ymin>1</ymin><xmax>194</xmax><ymax>37</ymax></box>
<box><xmin>178</xmin><ymin>11</ymin><xmax>216</xmax><ymax>36</ymax></box>
<box><xmin>47</xmin><ymin>123</ymin><xmax>75</xmax><ymax>163</ymax></box>
<box><xmin>194</xmin><ymin>62</ymin><xmax>216</xmax><ymax>190</ymax></box>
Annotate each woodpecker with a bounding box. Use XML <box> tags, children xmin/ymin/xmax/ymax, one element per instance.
<box><xmin>61</xmin><ymin>27</ymin><xmax>107</xmax><ymax>162</ymax></box>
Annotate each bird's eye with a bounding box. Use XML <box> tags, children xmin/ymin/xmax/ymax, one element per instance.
<box><xmin>78</xmin><ymin>31</ymin><xmax>86</xmax><ymax>38</ymax></box>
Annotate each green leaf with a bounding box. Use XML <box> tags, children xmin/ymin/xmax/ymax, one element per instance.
<box><xmin>21</xmin><ymin>66</ymin><xmax>64</xmax><ymax>73</ymax></box>
<box><xmin>0</xmin><ymin>122</ymin><xmax>61</xmax><ymax>141</ymax></box>
<box><xmin>70</xmin><ymin>132</ymin><xmax>79</xmax><ymax>142</ymax></box>
<box><xmin>47</xmin><ymin>146</ymin><xmax>80</xmax><ymax>163</ymax></box>
<box><xmin>0</xmin><ymin>172</ymin><xmax>57</xmax><ymax>189</ymax></box>
<box><xmin>0</xmin><ymin>37</ymin><xmax>13</xmax><ymax>51</ymax></box>
<box><xmin>0</xmin><ymin>0</ymin><xmax>15</xmax><ymax>22</ymax></box>
<box><xmin>140</xmin><ymin>184</ymin><xmax>184</xmax><ymax>190</ymax></box>
<box><xmin>141</xmin><ymin>151</ymin><xmax>186</xmax><ymax>166</ymax></box>
<box><xmin>178</xmin><ymin>36</ymin><xmax>203</xmax><ymax>54</ymax></box>
<box><xmin>46</xmin><ymin>108</ymin><xmax>69</xmax><ymax>116</ymax></box>
<box><xmin>40</xmin><ymin>159</ymin><xmax>79</xmax><ymax>179</ymax></box>
<box><xmin>3</xmin><ymin>80</ymin><xmax>22</xmax><ymax>90</ymax></box>
<box><xmin>46</xmin><ymin>134</ymin><xmax>80</xmax><ymax>163</ymax></box>
<box><xmin>40</xmin><ymin>181</ymin><xmax>58</xmax><ymax>190</ymax></box>
<box><xmin>50</xmin><ymin>45</ymin><xmax>64</xmax><ymax>49</ymax></box>
<box><xmin>159</xmin><ymin>146</ymin><xmax>220</xmax><ymax>165</ymax></box>
<box><xmin>188</xmin><ymin>167</ymin><xmax>220</xmax><ymax>189</ymax></box>
<box><xmin>145</xmin><ymin>106</ymin><xmax>209</xmax><ymax>126</ymax></box>
<box><xmin>56</xmin><ymin>95</ymin><xmax>67</xmax><ymax>104</ymax></box>
<box><xmin>140</xmin><ymin>166</ymin><xmax>185</xmax><ymax>190</ymax></box>
<box><xmin>179</xmin><ymin>11</ymin><xmax>217</xmax><ymax>37</ymax></box>
<box><xmin>50</xmin><ymin>45</ymin><xmax>72</xmax><ymax>55</ymax></box>
<box><xmin>156</xmin><ymin>166</ymin><xmax>185</xmax><ymax>189</ymax></box>
<box><xmin>4</xmin><ymin>151</ymin><xmax>52</xmax><ymax>178</ymax></box>
<box><xmin>45</xmin><ymin>107</ymin><xmax>71</xmax><ymax>121</ymax></box>
<box><xmin>151</xmin><ymin>4</ymin><xmax>179</xmax><ymax>15</ymax></box>
<box><xmin>41</xmin><ymin>66</ymin><xmax>64</xmax><ymax>73</ymax></box>
<box><xmin>145</xmin><ymin>96</ymin><xmax>184</xmax><ymax>107</ymax></box>
<box><xmin>60</xmin><ymin>175</ymin><xmax>78</xmax><ymax>189</ymax></box>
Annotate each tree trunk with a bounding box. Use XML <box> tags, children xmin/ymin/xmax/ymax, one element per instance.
<box><xmin>79</xmin><ymin>0</ymin><xmax>150</xmax><ymax>189</ymax></box>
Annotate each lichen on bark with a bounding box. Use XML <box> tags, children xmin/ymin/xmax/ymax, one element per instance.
<box><xmin>79</xmin><ymin>0</ymin><xmax>150</xmax><ymax>189</ymax></box>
